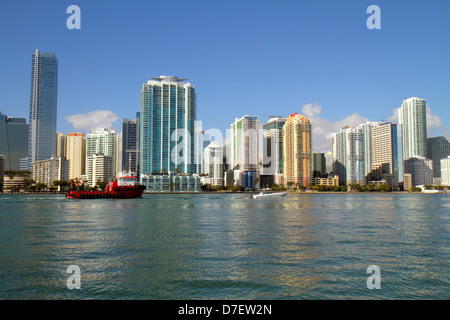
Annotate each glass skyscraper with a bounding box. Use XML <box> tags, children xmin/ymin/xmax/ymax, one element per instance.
<box><xmin>262</xmin><ymin>116</ymin><xmax>287</xmax><ymax>176</ymax></box>
<box><xmin>28</xmin><ymin>49</ymin><xmax>58</xmax><ymax>167</ymax></box>
<box><xmin>122</xmin><ymin>113</ymin><xmax>140</xmax><ymax>175</ymax></box>
<box><xmin>140</xmin><ymin>76</ymin><xmax>196</xmax><ymax>175</ymax></box>
<box><xmin>0</xmin><ymin>113</ymin><xmax>29</xmax><ymax>171</ymax></box>
<box><xmin>398</xmin><ymin>97</ymin><xmax>427</xmax><ymax>161</ymax></box>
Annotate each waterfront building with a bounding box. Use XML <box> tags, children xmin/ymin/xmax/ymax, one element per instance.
<box><xmin>403</xmin><ymin>173</ymin><xmax>413</xmax><ymax>190</ymax></box>
<box><xmin>66</xmin><ymin>133</ymin><xmax>86</xmax><ymax>179</ymax></box>
<box><xmin>86</xmin><ymin>154</ymin><xmax>114</xmax><ymax>187</ymax></box>
<box><xmin>2</xmin><ymin>176</ymin><xmax>27</xmax><ymax>193</ymax></box>
<box><xmin>403</xmin><ymin>156</ymin><xmax>433</xmax><ymax>187</ymax></box>
<box><xmin>0</xmin><ymin>113</ymin><xmax>29</xmax><ymax>171</ymax></box>
<box><xmin>325</xmin><ymin>151</ymin><xmax>333</xmax><ymax>174</ymax></box>
<box><xmin>32</xmin><ymin>157</ymin><xmax>69</xmax><ymax>187</ymax></box>
<box><xmin>262</xmin><ymin>116</ymin><xmax>287</xmax><ymax>178</ymax></box>
<box><xmin>140</xmin><ymin>76</ymin><xmax>196</xmax><ymax>175</ymax></box>
<box><xmin>371</xmin><ymin>122</ymin><xmax>399</xmax><ymax>189</ymax></box>
<box><xmin>140</xmin><ymin>172</ymin><xmax>201</xmax><ymax>192</ymax></box>
<box><xmin>86</xmin><ymin>128</ymin><xmax>118</xmax><ymax>180</ymax></box>
<box><xmin>314</xmin><ymin>176</ymin><xmax>339</xmax><ymax>187</ymax></box>
<box><xmin>122</xmin><ymin>114</ymin><xmax>140</xmax><ymax>175</ymax></box>
<box><xmin>427</xmin><ymin>136</ymin><xmax>450</xmax><ymax>178</ymax></box>
<box><xmin>332</xmin><ymin>126</ymin><xmax>365</xmax><ymax>185</ymax></box>
<box><xmin>283</xmin><ymin>113</ymin><xmax>312</xmax><ymax>187</ymax></box>
<box><xmin>230</xmin><ymin>115</ymin><xmax>259</xmax><ymax>188</ymax></box>
<box><xmin>398</xmin><ymin>97</ymin><xmax>427</xmax><ymax>161</ymax></box>
<box><xmin>441</xmin><ymin>156</ymin><xmax>450</xmax><ymax>186</ymax></box>
<box><xmin>56</xmin><ymin>132</ymin><xmax>67</xmax><ymax>159</ymax></box>
<box><xmin>203</xmin><ymin>141</ymin><xmax>224</xmax><ymax>186</ymax></box>
<box><xmin>358</xmin><ymin>121</ymin><xmax>383</xmax><ymax>178</ymax></box>
<box><xmin>28</xmin><ymin>49</ymin><xmax>58</xmax><ymax>167</ymax></box>
<box><xmin>194</xmin><ymin>129</ymin><xmax>211</xmax><ymax>175</ymax></box>
<box><xmin>312</xmin><ymin>152</ymin><xmax>326</xmax><ymax>177</ymax></box>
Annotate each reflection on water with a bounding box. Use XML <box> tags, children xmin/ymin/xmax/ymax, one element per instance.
<box><xmin>0</xmin><ymin>193</ymin><xmax>448</xmax><ymax>299</ymax></box>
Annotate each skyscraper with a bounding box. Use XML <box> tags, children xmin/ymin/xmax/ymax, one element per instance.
<box><xmin>28</xmin><ymin>49</ymin><xmax>58</xmax><ymax>167</ymax></box>
<box><xmin>0</xmin><ymin>113</ymin><xmax>29</xmax><ymax>171</ymax></box>
<box><xmin>427</xmin><ymin>136</ymin><xmax>450</xmax><ymax>178</ymax></box>
<box><xmin>122</xmin><ymin>113</ymin><xmax>140</xmax><ymax>175</ymax></box>
<box><xmin>283</xmin><ymin>113</ymin><xmax>312</xmax><ymax>187</ymax></box>
<box><xmin>203</xmin><ymin>141</ymin><xmax>224</xmax><ymax>186</ymax></box>
<box><xmin>56</xmin><ymin>132</ymin><xmax>67</xmax><ymax>159</ymax></box>
<box><xmin>371</xmin><ymin>122</ymin><xmax>399</xmax><ymax>188</ymax></box>
<box><xmin>398</xmin><ymin>97</ymin><xmax>427</xmax><ymax>160</ymax></box>
<box><xmin>332</xmin><ymin>126</ymin><xmax>365</xmax><ymax>185</ymax></box>
<box><xmin>262</xmin><ymin>116</ymin><xmax>287</xmax><ymax>176</ymax></box>
<box><xmin>140</xmin><ymin>76</ymin><xmax>196</xmax><ymax>175</ymax></box>
<box><xmin>66</xmin><ymin>133</ymin><xmax>86</xmax><ymax>179</ymax></box>
<box><xmin>86</xmin><ymin>128</ymin><xmax>118</xmax><ymax>185</ymax></box>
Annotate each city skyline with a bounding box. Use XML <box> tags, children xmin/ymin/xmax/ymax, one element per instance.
<box><xmin>0</xmin><ymin>1</ymin><xmax>449</xmax><ymax>153</ymax></box>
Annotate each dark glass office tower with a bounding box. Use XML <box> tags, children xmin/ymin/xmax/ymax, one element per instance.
<box><xmin>28</xmin><ymin>49</ymin><xmax>58</xmax><ymax>167</ymax></box>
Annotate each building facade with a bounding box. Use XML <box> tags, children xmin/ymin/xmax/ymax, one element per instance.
<box><xmin>140</xmin><ymin>76</ymin><xmax>196</xmax><ymax>175</ymax></box>
<box><xmin>403</xmin><ymin>156</ymin><xmax>433</xmax><ymax>187</ymax></box>
<box><xmin>427</xmin><ymin>136</ymin><xmax>450</xmax><ymax>178</ymax></box>
<box><xmin>86</xmin><ymin>128</ymin><xmax>118</xmax><ymax>180</ymax></box>
<box><xmin>399</xmin><ymin>97</ymin><xmax>427</xmax><ymax>161</ymax></box>
<box><xmin>28</xmin><ymin>49</ymin><xmax>58</xmax><ymax>167</ymax></box>
<box><xmin>283</xmin><ymin>113</ymin><xmax>312</xmax><ymax>187</ymax></box>
<box><xmin>332</xmin><ymin>126</ymin><xmax>365</xmax><ymax>185</ymax></box>
<box><xmin>262</xmin><ymin>116</ymin><xmax>286</xmax><ymax>177</ymax></box>
<box><xmin>440</xmin><ymin>156</ymin><xmax>450</xmax><ymax>186</ymax></box>
<box><xmin>86</xmin><ymin>154</ymin><xmax>114</xmax><ymax>187</ymax></box>
<box><xmin>122</xmin><ymin>114</ymin><xmax>140</xmax><ymax>175</ymax></box>
<box><xmin>312</xmin><ymin>152</ymin><xmax>326</xmax><ymax>177</ymax></box>
<box><xmin>0</xmin><ymin>113</ymin><xmax>29</xmax><ymax>171</ymax></box>
<box><xmin>32</xmin><ymin>157</ymin><xmax>69</xmax><ymax>187</ymax></box>
<box><xmin>140</xmin><ymin>173</ymin><xmax>201</xmax><ymax>192</ymax></box>
<box><xmin>371</xmin><ymin>122</ymin><xmax>399</xmax><ymax>189</ymax></box>
<box><xmin>203</xmin><ymin>141</ymin><xmax>224</xmax><ymax>186</ymax></box>
<box><xmin>66</xmin><ymin>133</ymin><xmax>86</xmax><ymax>179</ymax></box>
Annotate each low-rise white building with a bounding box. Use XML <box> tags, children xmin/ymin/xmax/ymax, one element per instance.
<box><xmin>441</xmin><ymin>156</ymin><xmax>450</xmax><ymax>186</ymax></box>
<box><xmin>31</xmin><ymin>157</ymin><xmax>69</xmax><ymax>187</ymax></box>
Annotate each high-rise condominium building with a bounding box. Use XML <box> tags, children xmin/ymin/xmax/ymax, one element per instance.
<box><xmin>403</xmin><ymin>156</ymin><xmax>433</xmax><ymax>187</ymax></box>
<box><xmin>203</xmin><ymin>141</ymin><xmax>224</xmax><ymax>186</ymax></box>
<box><xmin>86</xmin><ymin>154</ymin><xmax>114</xmax><ymax>187</ymax></box>
<box><xmin>427</xmin><ymin>136</ymin><xmax>450</xmax><ymax>178</ymax></box>
<box><xmin>28</xmin><ymin>49</ymin><xmax>58</xmax><ymax>167</ymax></box>
<box><xmin>230</xmin><ymin>115</ymin><xmax>259</xmax><ymax>171</ymax></box>
<box><xmin>194</xmin><ymin>129</ymin><xmax>211</xmax><ymax>175</ymax></box>
<box><xmin>86</xmin><ymin>128</ymin><xmax>118</xmax><ymax>185</ymax></box>
<box><xmin>32</xmin><ymin>157</ymin><xmax>69</xmax><ymax>187</ymax></box>
<box><xmin>371</xmin><ymin>123</ymin><xmax>399</xmax><ymax>188</ymax></box>
<box><xmin>399</xmin><ymin>97</ymin><xmax>427</xmax><ymax>160</ymax></box>
<box><xmin>66</xmin><ymin>133</ymin><xmax>86</xmax><ymax>179</ymax></box>
<box><xmin>122</xmin><ymin>114</ymin><xmax>140</xmax><ymax>175</ymax></box>
<box><xmin>0</xmin><ymin>113</ymin><xmax>29</xmax><ymax>171</ymax></box>
<box><xmin>262</xmin><ymin>116</ymin><xmax>287</xmax><ymax>176</ymax></box>
<box><xmin>140</xmin><ymin>76</ymin><xmax>196</xmax><ymax>175</ymax></box>
<box><xmin>312</xmin><ymin>152</ymin><xmax>326</xmax><ymax>177</ymax></box>
<box><xmin>358</xmin><ymin>121</ymin><xmax>384</xmax><ymax>177</ymax></box>
<box><xmin>56</xmin><ymin>132</ymin><xmax>67</xmax><ymax>159</ymax></box>
<box><xmin>332</xmin><ymin>126</ymin><xmax>365</xmax><ymax>185</ymax></box>
<box><xmin>283</xmin><ymin>113</ymin><xmax>312</xmax><ymax>187</ymax></box>
<box><xmin>441</xmin><ymin>156</ymin><xmax>450</xmax><ymax>186</ymax></box>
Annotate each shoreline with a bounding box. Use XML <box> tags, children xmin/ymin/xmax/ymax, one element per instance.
<box><xmin>0</xmin><ymin>191</ymin><xmax>440</xmax><ymax>196</ymax></box>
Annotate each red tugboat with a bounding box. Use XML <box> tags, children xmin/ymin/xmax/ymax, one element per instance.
<box><xmin>66</xmin><ymin>175</ymin><xmax>146</xmax><ymax>199</ymax></box>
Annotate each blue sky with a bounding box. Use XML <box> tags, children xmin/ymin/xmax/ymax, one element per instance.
<box><xmin>0</xmin><ymin>0</ymin><xmax>449</xmax><ymax>151</ymax></box>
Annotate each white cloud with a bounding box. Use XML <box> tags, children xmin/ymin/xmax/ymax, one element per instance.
<box><xmin>301</xmin><ymin>103</ymin><xmax>368</xmax><ymax>152</ymax></box>
<box><xmin>65</xmin><ymin>110</ymin><xmax>119</xmax><ymax>133</ymax></box>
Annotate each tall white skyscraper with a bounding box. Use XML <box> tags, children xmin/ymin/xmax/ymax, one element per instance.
<box><xmin>332</xmin><ymin>126</ymin><xmax>365</xmax><ymax>185</ymax></box>
<box><xmin>398</xmin><ymin>97</ymin><xmax>427</xmax><ymax>160</ymax></box>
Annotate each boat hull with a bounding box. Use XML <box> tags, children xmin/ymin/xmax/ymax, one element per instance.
<box><xmin>252</xmin><ymin>192</ymin><xmax>287</xmax><ymax>199</ymax></box>
<box><xmin>66</xmin><ymin>186</ymin><xmax>146</xmax><ymax>199</ymax></box>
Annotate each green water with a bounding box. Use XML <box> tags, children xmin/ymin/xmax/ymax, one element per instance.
<box><xmin>0</xmin><ymin>193</ymin><xmax>448</xmax><ymax>299</ymax></box>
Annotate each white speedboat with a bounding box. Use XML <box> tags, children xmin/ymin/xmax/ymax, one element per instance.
<box><xmin>252</xmin><ymin>191</ymin><xmax>287</xmax><ymax>199</ymax></box>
